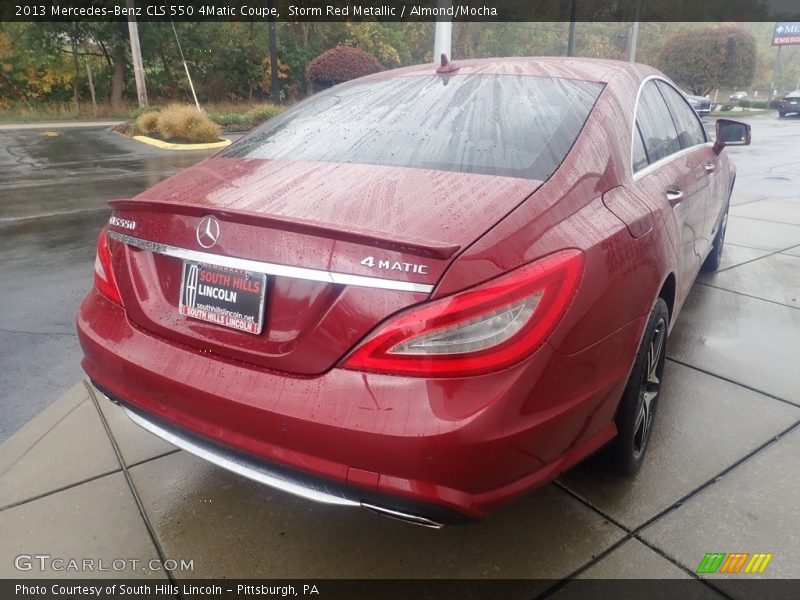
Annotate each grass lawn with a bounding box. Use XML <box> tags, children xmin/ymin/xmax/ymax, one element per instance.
<box><xmin>711</xmin><ymin>108</ymin><xmax>774</xmax><ymax>118</ymax></box>
<box><xmin>0</xmin><ymin>102</ymin><xmax>132</xmax><ymax>122</ymax></box>
<box><xmin>0</xmin><ymin>101</ymin><xmax>285</xmax><ymax>130</ymax></box>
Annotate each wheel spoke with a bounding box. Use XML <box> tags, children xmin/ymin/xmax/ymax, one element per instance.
<box><xmin>717</xmin><ymin>215</ymin><xmax>727</xmax><ymax>259</ymax></box>
<box><xmin>647</xmin><ymin>321</ymin><xmax>665</xmax><ymax>383</ymax></box>
<box><xmin>633</xmin><ymin>400</ymin><xmax>648</xmax><ymax>453</ymax></box>
<box><xmin>635</xmin><ymin>317</ymin><xmax>666</xmax><ymax>456</ymax></box>
<box><xmin>643</xmin><ymin>389</ymin><xmax>657</xmax><ymax>410</ymax></box>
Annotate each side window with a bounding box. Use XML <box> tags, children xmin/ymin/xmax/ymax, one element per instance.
<box><xmin>632</xmin><ymin>121</ymin><xmax>649</xmax><ymax>172</ymax></box>
<box><xmin>655</xmin><ymin>80</ymin><xmax>707</xmax><ymax>149</ymax></box>
<box><xmin>635</xmin><ymin>81</ymin><xmax>681</xmax><ymax>165</ymax></box>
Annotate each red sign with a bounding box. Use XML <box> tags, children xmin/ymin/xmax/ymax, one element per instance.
<box><xmin>178</xmin><ymin>262</ymin><xmax>267</xmax><ymax>335</ymax></box>
<box><xmin>773</xmin><ymin>22</ymin><xmax>800</xmax><ymax>46</ymax></box>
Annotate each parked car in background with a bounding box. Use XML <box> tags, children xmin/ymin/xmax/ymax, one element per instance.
<box><xmin>77</xmin><ymin>58</ymin><xmax>751</xmax><ymax>527</ymax></box>
<box><xmin>771</xmin><ymin>90</ymin><xmax>800</xmax><ymax>117</ymax></box>
<box><xmin>729</xmin><ymin>91</ymin><xmax>748</xmax><ymax>102</ymax></box>
<box><xmin>685</xmin><ymin>93</ymin><xmax>711</xmax><ymax>116</ymax></box>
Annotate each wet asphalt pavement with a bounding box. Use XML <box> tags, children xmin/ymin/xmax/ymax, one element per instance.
<box><xmin>0</xmin><ymin>127</ymin><xmax>222</xmax><ymax>442</ymax></box>
<box><xmin>0</xmin><ymin>115</ymin><xmax>797</xmax><ymax>446</ymax></box>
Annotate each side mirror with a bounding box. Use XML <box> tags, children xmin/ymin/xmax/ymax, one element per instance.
<box><xmin>713</xmin><ymin>119</ymin><xmax>751</xmax><ymax>154</ymax></box>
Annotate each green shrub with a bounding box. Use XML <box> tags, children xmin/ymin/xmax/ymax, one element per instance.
<box><xmin>243</xmin><ymin>104</ymin><xmax>282</xmax><ymax>126</ymax></box>
<box><xmin>751</xmin><ymin>100</ymin><xmax>768</xmax><ymax>109</ymax></box>
<box><xmin>155</xmin><ymin>104</ymin><xmax>221</xmax><ymax>143</ymax></box>
<box><xmin>207</xmin><ymin>104</ymin><xmax>283</xmax><ymax>130</ymax></box>
<box><xmin>130</xmin><ymin>105</ymin><xmax>161</xmax><ymax>120</ymax></box>
<box><xmin>208</xmin><ymin>112</ymin><xmax>247</xmax><ymax>128</ymax></box>
<box><xmin>132</xmin><ymin>110</ymin><xmax>160</xmax><ymax>136</ymax></box>
<box><xmin>738</xmin><ymin>99</ymin><xmax>752</xmax><ymax>108</ymax></box>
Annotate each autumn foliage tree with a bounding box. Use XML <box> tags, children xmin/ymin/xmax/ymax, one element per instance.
<box><xmin>305</xmin><ymin>46</ymin><xmax>382</xmax><ymax>93</ymax></box>
<box><xmin>2</xmin><ymin>22</ymin><xmax>777</xmax><ymax>112</ymax></box>
<box><xmin>658</xmin><ymin>25</ymin><xmax>756</xmax><ymax>96</ymax></box>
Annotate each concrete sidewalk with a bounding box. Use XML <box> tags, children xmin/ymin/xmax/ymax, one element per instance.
<box><xmin>1</xmin><ymin>118</ymin><xmax>799</xmax><ymax>591</ymax></box>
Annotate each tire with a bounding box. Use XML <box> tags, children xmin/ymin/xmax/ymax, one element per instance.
<box><xmin>701</xmin><ymin>201</ymin><xmax>729</xmax><ymax>273</ymax></box>
<box><xmin>603</xmin><ymin>297</ymin><xmax>669</xmax><ymax>476</ymax></box>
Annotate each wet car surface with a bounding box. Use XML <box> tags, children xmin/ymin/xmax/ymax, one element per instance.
<box><xmin>76</xmin><ymin>58</ymin><xmax>754</xmax><ymax>525</ymax></box>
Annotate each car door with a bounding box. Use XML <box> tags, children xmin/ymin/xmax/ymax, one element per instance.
<box><xmin>655</xmin><ymin>80</ymin><xmax>721</xmax><ymax>255</ymax></box>
<box><xmin>631</xmin><ymin>80</ymin><xmax>709</xmax><ymax>308</ymax></box>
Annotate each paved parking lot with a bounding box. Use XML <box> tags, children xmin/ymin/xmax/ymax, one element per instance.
<box><xmin>0</xmin><ymin>125</ymin><xmax>222</xmax><ymax>443</ymax></box>
<box><xmin>0</xmin><ymin>115</ymin><xmax>798</xmax><ymax>594</ymax></box>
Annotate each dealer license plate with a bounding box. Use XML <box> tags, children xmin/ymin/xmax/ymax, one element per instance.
<box><xmin>178</xmin><ymin>261</ymin><xmax>267</xmax><ymax>334</ymax></box>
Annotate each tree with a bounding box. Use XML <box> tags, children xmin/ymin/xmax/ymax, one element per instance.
<box><xmin>305</xmin><ymin>46</ymin><xmax>382</xmax><ymax>93</ymax></box>
<box><xmin>6</xmin><ymin>22</ymin><xmax>130</xmax><ymax>109</ymax></box>
<box><xmin>658</xmin><ymin>25</ymin><xmax>756</xmax><ymax>96</ymax></box>
<box><xmin>267</xmin><ymin>0</ymin><xmax>279</xmax><ymax>103</ymax></box>
<box><xmin>0</xmin><ymin>23</ymin><xmax>77</xmax><ymax>105</ymax></box>
<box><xmin>101</xmin><ymin>23</ymin><xmax>129</xmax><ymax>110</ymax></box>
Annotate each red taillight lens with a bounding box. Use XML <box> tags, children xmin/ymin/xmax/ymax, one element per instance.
<box><xmin>342</xmin><ymin>249</ymin><xmax>584</xmax><ymax>377</ymax></box>
<box><xmin>93</xmin><ymin>227</ymin><xmax>123</xmax><ymax>306</ymax></box>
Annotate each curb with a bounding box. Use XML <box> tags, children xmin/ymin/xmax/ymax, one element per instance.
<box><xmin>132</xmin><ymin>135</ymin><xmax>231</xmax><ymax>150</ymax></box>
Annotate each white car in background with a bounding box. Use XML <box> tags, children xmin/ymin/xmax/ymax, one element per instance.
<box><xmin>729</xmin><ymin>91</ymin><xmax>749</xmax><ymax>103</ymax></box>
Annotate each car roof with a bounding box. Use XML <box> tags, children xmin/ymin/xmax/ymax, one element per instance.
<box><xmin>787</xmin><ymin>90</ymin><xmax>800</xmax><ymax>97</ymax></box>
<box><xmin>364</xmin><ymin>56</ymin><xmax>660</xmax><ymax>84</ymax></box>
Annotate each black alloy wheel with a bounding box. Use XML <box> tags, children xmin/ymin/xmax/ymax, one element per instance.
<box><xmin>604</xmin><ymin>297</ymin><xmax>669</xmax><ymax>476</ymax></box>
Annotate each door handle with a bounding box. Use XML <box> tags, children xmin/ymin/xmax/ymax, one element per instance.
<box><xmin>666</xmin><ymin>188</ymin><xmax>684</xmax><ymax>207</ymax></box>
<box><xmin>704</xmin><ymin>162</ymin><xmax>715</xmax><ymax>173</ymax></box>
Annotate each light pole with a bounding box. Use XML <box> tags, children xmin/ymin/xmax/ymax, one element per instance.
<box><xmin>566</xmin><ymin>0</ymin><xmax>577</xmax><ymax>57</ymax></box>
<box><xmin>126</xmin><ymin>0</ymin><xmax>148</xmax><ymax>107</ymax></box>
<box><xmin>433</xmin><ymin>0</ymin><xmax>453</xmax><ymax>62</ymax></box>
<box><xmin>770</xmin><ymin>45</ymin><xmax>783</xmax><ymax>100</ymax></box>
<box><xmin>627</xmin><ymin>0</ymin><xmax>642</xmax><ymax>63</ymax></box>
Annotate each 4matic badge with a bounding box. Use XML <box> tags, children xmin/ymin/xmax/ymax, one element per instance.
<box><xmin>360</xmin><ymin>256</ymin><xmax>429</xmax><ymax>275</ymax></box>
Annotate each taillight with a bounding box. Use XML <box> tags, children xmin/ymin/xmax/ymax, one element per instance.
<box><xmin>342</xmin><ymin>249</ymin><xmax>584</xmax><ymax>377</ymax></box>
<box><xmin>94</xmin><ymin>227</ymin><xmax>123</xmax><ymax>306</ymax></box>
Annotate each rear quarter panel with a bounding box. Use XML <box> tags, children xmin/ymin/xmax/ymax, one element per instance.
<box><xmin>435</xmin><ymin>68</ymin><xmax>675</xmax><ymax>356</ymax></box>
<box><xmin>429</xmin><ymin>67</ymin><xmax>677</xmax><ymax>467</ymax></box>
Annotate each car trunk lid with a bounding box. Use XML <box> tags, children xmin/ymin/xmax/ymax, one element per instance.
<box><xmin>106</xmin><ymin>157</ymin><xmax>541</xmax><ymax>375</ymax></box>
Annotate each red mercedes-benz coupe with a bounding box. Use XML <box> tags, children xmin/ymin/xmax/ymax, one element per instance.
<box><xmin>77</xmin><ymin>57</ymin><xmax>750</xmax><ymax>527</ymax></box>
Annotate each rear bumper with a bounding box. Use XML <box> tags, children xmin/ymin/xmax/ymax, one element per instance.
<box><xmin>95</xmin><ymin>386</ymin><xmax>460</xmax><ymax>527</ymax></box>
<box><xmin>78</xmin><ymin>289</ymin><xmax>639</xmax><ymax>521</ymax></box>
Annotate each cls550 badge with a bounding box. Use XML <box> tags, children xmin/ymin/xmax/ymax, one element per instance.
<box><xmin>108</xmin><ymin>216</ymin><xmax>136</xmax><ymax>230</ymax></box>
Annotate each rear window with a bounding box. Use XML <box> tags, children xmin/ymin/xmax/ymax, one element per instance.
<box><xmin>224</xmin><ymin>74</ymin><xmax>604</xmax><ymax>180</ymax></box>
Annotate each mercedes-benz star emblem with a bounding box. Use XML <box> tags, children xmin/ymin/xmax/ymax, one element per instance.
<box><xmin>196</xmin><ymin>216</ymin><xmax>220</xmax><ymax>249</ymax></box>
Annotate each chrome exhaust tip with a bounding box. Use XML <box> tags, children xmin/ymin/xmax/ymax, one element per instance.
<box><xmin>361</xmin><ymin>502</ymin><xmax>445</xmax><ymax>529</ymax></box>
